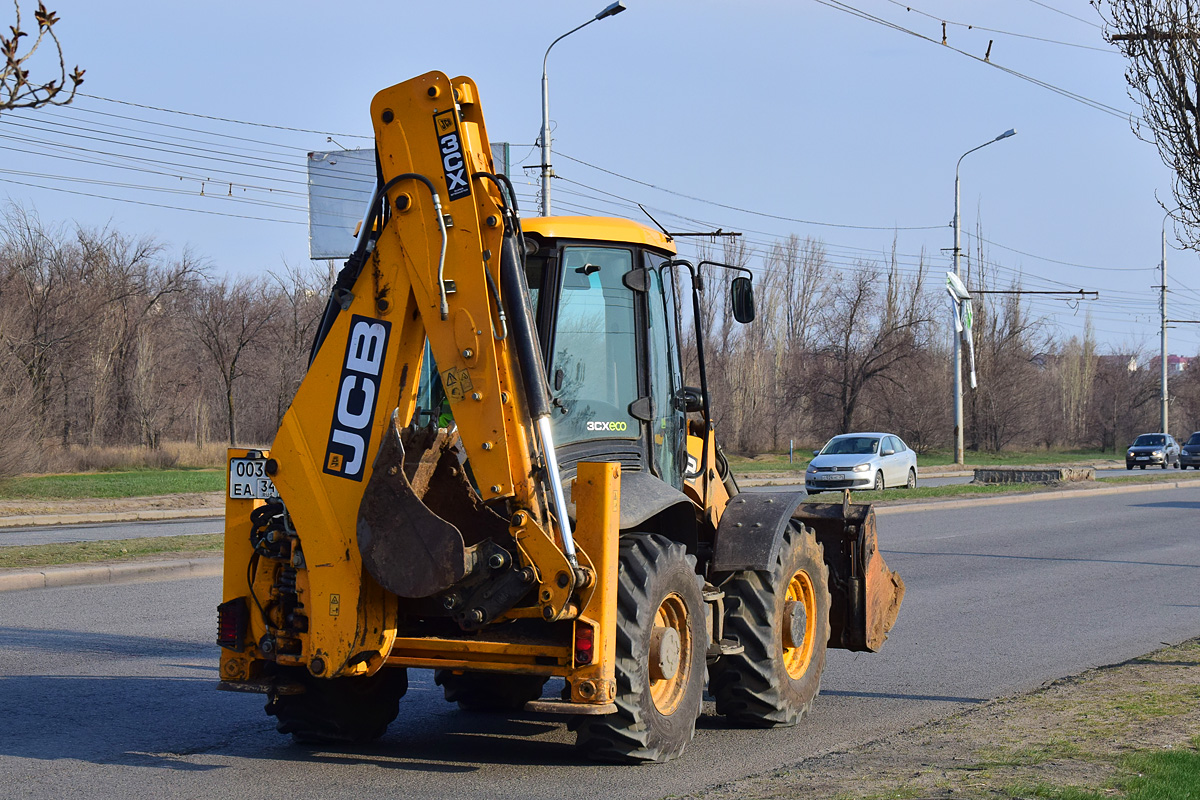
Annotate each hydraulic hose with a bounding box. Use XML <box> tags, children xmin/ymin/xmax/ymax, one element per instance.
<box><xmin>498</xmin><ymin>220</ymin><xmax>578</xmax><ymax>566</ymax></box>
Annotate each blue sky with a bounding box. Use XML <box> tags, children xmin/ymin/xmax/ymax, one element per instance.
<box><xmin>3</xmin><ymin>0</ymin><xmax>1190</xmax><ymax>353</ymax></box>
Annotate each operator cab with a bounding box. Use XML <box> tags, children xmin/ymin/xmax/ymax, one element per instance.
<box><xmin>521</xmin><ymin>217</ymin><xmax>687</xmax><ymax>490</ymax></box>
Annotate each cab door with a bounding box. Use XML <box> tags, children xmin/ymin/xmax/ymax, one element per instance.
<box><xmin>544</xmin><ymin>245</ymin><xmax>640</xmax><ymax>447</ymax></box>
<box><xmin>645</xmin><ymin>253</ymin><xmax>686</xmax><ymax>488</ymax></box>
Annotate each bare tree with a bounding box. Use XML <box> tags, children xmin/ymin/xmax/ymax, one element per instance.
<box><xmin>1</xmin><ymin>2</ymin><xmax>83</xmax><ymax>112</ymax></box>
<box><xmin>1090</xmin><ymin>347</ymin><xmax>1158</xmax><ymax>450</ymax></box>
<box><xmin>186</xmin><ymin>276</ymin><xmax>279</xmax><ymax>445</ymax></box>
<box><xmin>1103</xmin><ymin>1</ymin><xmax>1200</xmax><ymax>245</ymax></box>
<box><xmin>265</xmin><ymin>260</ymin><xmax>326</xmax><ymax>429</ymax></box>
<box><xmin>810</xmin><ymin>247</ymin><xmax>932</xmax><ymax>435</ymax></box>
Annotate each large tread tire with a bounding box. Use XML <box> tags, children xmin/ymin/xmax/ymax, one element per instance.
<box><xmin>265</xmin><ymin>667</ymin><xmax>407</xmax><ymax>743</ymax></box>
<box><xmin>434</xmin><ymin>670</ymin><xmax>548</xmax><ymax>712</ymax></box>
<box><xmin>572</xmin><ymin>534</ymin><xmax>706</xmax><ymax>763</ymax></box>
<box><xmin>710</xmin><ymin>522</ymin><xmax>831</xmax><ymax>728</ymax></box>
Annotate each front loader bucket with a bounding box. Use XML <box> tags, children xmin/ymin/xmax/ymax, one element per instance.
<box><xmin>793</xmin><ymin>497</ymin><xmax>904</xmax><ymax>652</ymax></box>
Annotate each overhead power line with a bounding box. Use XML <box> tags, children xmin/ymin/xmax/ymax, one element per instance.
<box><xmin>554</xmin><ymin>151</ymin><xmax>943</xmax><ymax>231</ymax></box>
<box><xmin>1022</xmin><ymin>0</ymin><xmax>1103</xmax><ymax>31</ymax></box>
<box><xmin>882</xmin><ymin>0</ymin><xmax>1114</xmax><ymax>53</ymax></box>
<box><xmin>811</xmin><ymin>0</ymin><xmax>1131</xmax><ymax>120</ymax></box>
<box><xmin>78</xmin><ymin>93</ymin><xmax>372</xmax><ymax>140</ymax></box>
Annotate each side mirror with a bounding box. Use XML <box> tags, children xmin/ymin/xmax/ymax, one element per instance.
<box><xmin>812</xmin><ymin>450</ymin><xmax>821</xmax><ymax>457</ymax></box>
<box><xmin>881</xmin><ymin>448</ymin><xmax>895</xmax><ymax>456</ymax></box>
<box><xmin>675</xmin><ymin>386</ymin><xmax>707</xmax><ymax>413</ymax></box>
<box><xmin>731</xmin><ymin>275</ymin><xmax>755</xmax><ymax>323</ymax></box>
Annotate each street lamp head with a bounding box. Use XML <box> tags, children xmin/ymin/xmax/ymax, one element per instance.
<box><xmin>595</xmin><ymin>1</ymin><xmax>626</xmax><ymax>20</ymax></box>
<box><xmin>995</xmin><ymin>128</ymin><xmax>1017</xmax><ymax>141</ymax></box>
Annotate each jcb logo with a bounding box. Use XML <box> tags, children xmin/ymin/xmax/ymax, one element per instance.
<box><xmin>586</xmin><ymin>420</ymin><xmax>629</xmax><ymax>432</ymax></box>
<box><xmin>324</xmin><ymin>315</ymin><xmax>390</xmax><ymax>481</ymax></box>
<box><xmin>433</xmin><ymin>110</ymin><xmax>470</xmax><ymax>201</ymax></box>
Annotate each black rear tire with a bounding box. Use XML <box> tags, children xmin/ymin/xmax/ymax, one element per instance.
<box><xmin>434</xmin><ymin>670</ymin><xmax>548</xmax><ymax>711</ymax></box>
<box><xmin>906</xmin><ymin>468</ymin><xmax>916</xmax><ymax>489</ymax></box>
<box><xmin>266</xmin><ymin>666</ymin><xmax>407</xmax><ymax>743</ymax></box>
<box><xmin>573</xmin><ymin>534</ymin><xmax>706</xmax><ymax>763</ymax></box>
<box><xmin>710</xmin><ymin>522</ymin><xmax>831</xmax><ymax>727</ymax></box>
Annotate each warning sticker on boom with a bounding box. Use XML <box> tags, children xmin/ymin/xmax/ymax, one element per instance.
<box><xmin>433</xmin><ymin>110</ymin><xmax>470</xmax><ymax>201</ymax></box>
<box><xmin>442</xmin><ymin>367</ymin><xmax>474</xmax><ymax>401</ymax></box>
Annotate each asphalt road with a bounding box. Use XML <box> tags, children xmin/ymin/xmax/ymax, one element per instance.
<box><xmin>3</xmin><ymin>485</ymin><xmax>1200</xmax><ymax>799</ymax></box>
<box><xmin>0</xmin><ymin>517</ymin><xmax>222</xmax><ymax>547</ymax></box>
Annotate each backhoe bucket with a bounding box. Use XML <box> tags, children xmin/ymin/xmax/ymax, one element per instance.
<box><xmin>357</xmin><ymin>413</ymin><xmax>509</xmax><ymax>598</ymax></box>
<box><xmin>792</xmin><ymin>498</ymin><xmax>904</xmax><ymax>652</ymax></box>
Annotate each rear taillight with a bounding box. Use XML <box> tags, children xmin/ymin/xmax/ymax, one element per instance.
<box><xmin>575</xmin><ymin>622</ymin><xmax>595</xmax><ymax>666</ymax></box>
<box><xmin>217</xmin><ymin>598</ymin><xmax>249</xmax><ymax>652</ymax></box>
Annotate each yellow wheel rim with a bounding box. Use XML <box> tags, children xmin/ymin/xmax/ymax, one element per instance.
<box><xmin>648</xmin><ymin>592</ymin><xmax>691</xmax><ymax>715</ymax></box>
<box><xmin>783</xmin><ymin>569</ymin><xmax>817</xmax><ymax>679</ymax></box>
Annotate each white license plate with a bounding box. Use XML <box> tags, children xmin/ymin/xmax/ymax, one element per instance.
<box><xmin>229</xmin><ymin>458</ymin><xmax>278</xmax><ymax>499</ymax></box>
<box><xmin>1136</xmin><ymin>456</ymin><xmax>1149</xmax><ymax>460</ymax></box>
<box><xmin>820</xmin><ymin>473</ymin><xmax>845</xmax><ymax>481</ymax></box>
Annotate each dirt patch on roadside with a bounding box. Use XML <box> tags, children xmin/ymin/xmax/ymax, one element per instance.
<box><xmin>0</xmin><ymin>491</ymin><xmax>223</xmax><ymax>517</ymax></box>
<box><xmin>685</xmin><ymin>639</ymin><xmax>1200</xmax><ymax>800</ymax></box>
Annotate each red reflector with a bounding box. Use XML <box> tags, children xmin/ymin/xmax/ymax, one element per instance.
<box><xmin>217</xmin><ymin>597</ymin><xmax>249</xmax><ymax>652</ymax></box>
<box><xmin>575</xmin><ymin>623</ymin><xmax>595</xmax><ymax>665</ymax></box>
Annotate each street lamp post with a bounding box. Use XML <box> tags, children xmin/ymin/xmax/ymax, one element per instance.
<box><xmin>1160</xmin><ymin>209</ymin><xmax>1176</xmax><ymax>436</ymax></box>
<box><xmin>953</xmin><ymin>128</ymin><xmax>1016</xmax><ymax>465</ymax></box>
<box><xmin>540</xmin><ymin>1</ymin><xmax>626</xmax><ymax>217</ymax></box>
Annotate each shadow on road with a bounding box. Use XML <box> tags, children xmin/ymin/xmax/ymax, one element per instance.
<box><xmin>0</xmin><ymin>669</ymin><xmax>599</xmax><ymax>771</ymax></box>
<box><xmin>1129</xmin><ymin>501</ymin><xmax>1200</xmax><ymax>510</ymax></box>
<box><xmin>0</xmin><ymin>626</ymin><xmax>210</xmax><ymax>659</ymax></box>
<box><xmin>886</xmin><ymin>550</ymin><xmax>1200</xmax><ymax>569</ymax></box>
<box><xmin>822</xmin><ymin>689</ymin><xmax>987</xmax><ymax>704</ymax></box>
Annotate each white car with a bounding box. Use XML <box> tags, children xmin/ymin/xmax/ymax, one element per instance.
<box><xmin>805</xmin><ymin>432</ymin><xmax>918</xmax><ymax>493</ymax></box>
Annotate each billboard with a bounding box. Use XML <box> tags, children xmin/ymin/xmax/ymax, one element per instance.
<box><xmin>307</xmin><ymin>144</ymin><xmax>513</xmax><ymax>261</ymax></box>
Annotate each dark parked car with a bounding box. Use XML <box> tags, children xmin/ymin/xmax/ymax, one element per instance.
<box><xmin>1125</xmin><ymin>433</ymin><xmax>1180</xmax><ymax>469</ymax></box>
<box><xmin>1180</xmin><ymin>432</ymin><xmax>1200</xmax><ymax>469</ymax></box>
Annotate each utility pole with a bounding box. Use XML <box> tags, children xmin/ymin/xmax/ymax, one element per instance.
<box><xmin>1161</xmin><ymin>222</ymin><xmax>1169</xmax><ymax>435</ymax></box>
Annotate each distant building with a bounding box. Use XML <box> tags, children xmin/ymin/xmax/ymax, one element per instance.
<box><xmin>1098</xmin><ymin>354</ymin><xmax>1140</xmax><ymax>372</ymax></box>
<box><xmin>1147</xmin><ymin>355</ymin><xmax>1191</xmax><ymax>373</ymax></box>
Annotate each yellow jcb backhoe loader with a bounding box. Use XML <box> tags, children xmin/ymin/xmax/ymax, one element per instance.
<box><xmin>216</xmin><ymin>71</ymin><xmax>904</xmax><ymax>763</ymax></box>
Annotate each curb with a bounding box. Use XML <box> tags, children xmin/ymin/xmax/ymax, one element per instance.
<box><xmin>873</xmin><ymin>477</ymin><xmax>1200</xmax><ymax>516</ymax></box>
<box><xmin>738</xmin><ymin>470</ymin><xmax>975</xmax><ymax>488</ymax></box>
<box><xmin>0</xmin><ymin>556</ymin><xmax>223</xmax><ymax>593</ymax></box>
<box><xmin>0</xmin><ymin>507</ymin><xmax>220</xmax><ymax>529</ymax></box>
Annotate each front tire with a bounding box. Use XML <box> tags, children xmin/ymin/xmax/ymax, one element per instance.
<box><xmin>710</xmin><ymin>522</ymin><xmax>831</xmax><ymax>727</ymax></box>
<box><xmin>573</xmin><ymin>535</ymin><xmax>706</xmax><ymax>763</ymax></box>
<box><xmin>266</xmin><ymin>667</ymin><xmax>408</xmax><ymax>743</ymax></box>
<box><xmin>874</xmin><ymin>471</ymin><xmax>885</xmax><ymax>491</ymax></box>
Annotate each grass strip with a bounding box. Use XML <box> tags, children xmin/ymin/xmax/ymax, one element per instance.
<box><xmin>799</xmin><ymin>472</ymin><xmax>1200</xmax><ymax>504</ymax></box>
<box><xmin>689</xmin><ymin>640</ymin><xmax>1200</xmax><ymax>800</ymax></box>
<box><xmin>0</xmin><ymin>469</ymin><xmax>223</xmax><ymax>500</ymax></box>
<box><xmin>0</xmin><ymin>534</ymin><xmax>223</xmax><ymax>569</ymax></box>
<box><xmin>804</xmin><ymin>481</ymin><xmax>1052</xmax><ymax>502</ymax></box>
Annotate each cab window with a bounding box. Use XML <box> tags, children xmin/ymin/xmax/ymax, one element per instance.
<box><xmin>548</xmin><ymin>246</ymin><xmax>639</xmax><ymax>443</ymax></box>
